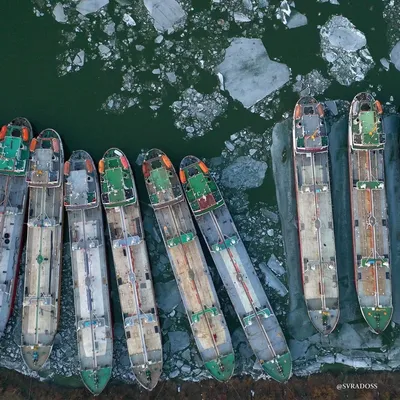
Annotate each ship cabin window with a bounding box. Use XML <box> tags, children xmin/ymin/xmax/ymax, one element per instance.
<box><xmin>382</xmin><ymin>219</ymin><xmax>387</xmax><ymax>226</ymax></box>
<box><xmin>123</xmin><ymin>249</ymin><xmax>127</xmax><ymax>257</ymax></box>
<box><xmin>357</xmin><ymin>254</ymin><xmax>362</xmax><ymax>261</ymax></box>
<box><xmin>126</xmin><ymin>331</ymin><xmax>131</xmax><ymax>339</ymax></box>
<box><xmin>355</xmin><ymin>220</ymin><xmax>359</xmax><ymax>227</ymax></box>
<box><xmin>386</xmin><ymin>272</ymin><xmax>390</xmax><ymax>280</ymax></box>
<box><xmin>358</xmin><ymin>272</ymin><xmax>362</xmax><ymax>280</ymax></box>
<box><xmin>154</xmin><ymin>326</ymin><xmax>159</xmax><ymax>333</ymax></box>
<box><xmin>145</xmin><ymin>273</ymin><xmax>150</xmax><ymax>280</ymax></box>
<box><xmin>117</xmin><ymin>277</ymin><xmax>123</xmax><ymax>286</ymax></box>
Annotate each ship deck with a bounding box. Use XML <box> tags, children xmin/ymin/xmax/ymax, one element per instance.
<box><xmin>155</xmin><ymin>200</ymin><xmax>232</xmax><ymax>361</ymax></box>
<box><xmin>196</xmin><ymin>205</ymin><xmax>289</xmax><ymax>361</ymax></box>
<box><xmin>68</xmin><ymin>207</ymin><xmax>113</xmax><ymax>371</ymax></box>
<box><xmin>21</xmin><ymin>184</ymin><xmax>63</xmax><ymax>369</ymax></box>
<box><xmin>295</xmin><ymin>150</ymin><xmax>339</xmax><ymax>332</ymax></box>
<box><xmin>350</xmin><ymin>149</ymin><xmax>391</xmax><ymax>308</ymax></box>
<box><xmin>105</xmin><ymin>203</ymin><xmax>162</xmax><ymax>386</ymax></box>
<box><xmin>0</xmin><ymin>175</ymin><xmax>27</xmax><ymax>332</ymax></box>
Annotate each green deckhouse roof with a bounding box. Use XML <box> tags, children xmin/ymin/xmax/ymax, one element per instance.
<box><xmin>81</xmin><ymin>367</ymin><xmax>112</xmax><ymax>396</ymax></box>
<box><xmin>204</xmin><ymin>352</ymin><xmax>235</xmax><ymax>382</ymax></box>
<box><xmin>0</xmin><ymin>124</ymin><xmax>31</xmax><ymax>176</ymax></box>
<box><xmin>100</xmin><ymin>148</ymin><xmax>136</xmax><ymax>208</ymax></box>
<box><xmin>180</xmin><ymin>157</ymin><xmax>224</xmax><ymax>216</ymax></box>
<box><xmin>361</xmin><ymin>306</ymin><xmax>392</xmax><ymax>334</ymax></box>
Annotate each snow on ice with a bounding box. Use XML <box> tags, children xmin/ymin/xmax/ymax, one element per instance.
<box><xmin>76</xmin><ymin>0</ymin><xmax>109</xmax><ymax>16</ymax></box>
<box><xmin>217</xmin><ymin>38</ymin><xmax>290</xmax><ymax>108</ymax></box>
<box><xmin>220</xmin><ymin>156</ymin><xmax>267</xmax><ymax>189</ymax></box>
<box><xmin>390</xmin><ymin>41</ymin><xmax>400</xmax><ymax>71</ymax></box>
<box><xmin>320</xmin><ymin>16</ymin><xmax>374</xmax><ymax>86</ymax></box>
<box><xmin>293</xmin><ymin>70</ymin><xmax>331</xmax><ymax>96</ymax></box>
<box><xmin>52</xmin><ymin>3</ymin><xmax>67</xmax><ymax>23</ymax></box>
<box><xmin>143</xmin><ymin>0</ymin><xmax>187</xmax><ymax>33</ymax></box>
<box><xmin>171</xmin><ymin>88</ymin><xmax>228</xmax><ymax>139</ymax></box>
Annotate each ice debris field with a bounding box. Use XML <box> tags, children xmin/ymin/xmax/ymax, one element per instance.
<box><xmin>3</xmin><ymin>0</ymin><xmax>400</xmax><ymax>386</ymax></box>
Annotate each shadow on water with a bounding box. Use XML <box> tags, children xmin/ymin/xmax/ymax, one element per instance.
<box><xmin>383</xmin><ymin>114</ymin><xmax>400</xmax><ymax>324</ymax></box>
<box><xmin>328</xmin><ymin>117</ymin><xmax>360</xmax><ymax>324</ymax></box>
<box><xmin>271</xmin><ymin>118</ymin><xmax>315</xmax><ymax>340</ymax></box>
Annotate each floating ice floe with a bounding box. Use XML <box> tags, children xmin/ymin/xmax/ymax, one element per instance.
<box><xmin>287</xmin><ymin>12</ymin><xmax>308</xmax><ymax>29</ymax></box>
<box><xmin>319</xmin><ymin>0</ymin><xmax>340</xmax><ymax>4</ymax></box>
<box><xmin>123</xmin><ymin>13</ymin><xmax>136</xmax><ymax>27</ymax></box>
<box><xmin>221</xmin><ymin>156</ymin><xmax>267</xmax><ymax>189</ymax></box>
<box><xmin>276</xmin><ymin>0</ymin><xmax>291</xmax><ymax>24</ymax></box>
<box><xmin>260</xmin><ymin>264</ymin><xmax>288</xmax><ymax>296</ymax></box>
<box><xmin>155</xmin><ymin>280</ymin><xmax>181</xmax><ymax>313</ymax></box>
<box><xmin>390</xmin><ymin>41</ymin><xmax>400</xmax><ymax>71</ymax></box>
<box><xmin>143</xmin><ymin>0</ymin><xmax>187</xmax><ymax>33</ymax></box>
<box><xmin>76</xmin><ymin>0</ymin><xmax>109</xmax><ymax>16</ymax></box>
<box><xmin>320</xmin><ymin>16</ymin><xmax>374</xmax><ymax>86</ymax></box>
<box><xmin>267</xmin><ymin>254</ymin><xmax>286</xmax><ymax>276</ymax></box>
<box><xmin>380</xmin><ymin>57</ymin><xmax>390</xmax><ymax>71</ymax></box>
<box><xmin>53</xmin><ymin>3</ymin><xmax>67</xmax><ymax>23</ymax></box>
<box><xmin>293</xmin><ymin>69</ymin><xmax>331</xmax><ymax>96</ymax></box>
<box><xmin>217</xmin><ymin>38</ymin><xmax>290</xmax><ymax>108</ymax></box>
<box><xmin>171</xmin><ymin>88</ymin><xmax>228</xmax><ymax>139</ymax></box>
<box><xmin>169</xmin><ymin>331</ymin><xmax>190</xmax><ymax>354</ymax></box>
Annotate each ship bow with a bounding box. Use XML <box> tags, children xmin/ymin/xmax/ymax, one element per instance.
<box><xmin>361</xmin><ymin>307</ymin><xmax>392</xmax><ymax>334</ymax></box>
<box><xmin>133</xmin><ymin>363</ymin><xmax>162</xmax><ymax>391</ymax></box>
<box><xmin>81</xmin><ymin>367</ymin><xmax>112</xmax><ymax>396</ymax></box>
<box><xmin>21</xmin><ymin>345</ymin><xmax>52</xmax><ymax>371</ymax></box>
<box><xmin>204</xmin><ymin>352</ymin><xmax>235</xmax><ymax>382</ymax></box>
<box><xmin>262</xmin><ymin>351</ymin><xmax>292</xmax><ymax>383</ymax></box>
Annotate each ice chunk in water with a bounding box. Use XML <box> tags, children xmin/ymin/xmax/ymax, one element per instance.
<box><xmin>123</xmin><ymin>13</ymin><xmax>136</xmax><ymax>27</ymax></box>
<box><xmin>155</xmin><ymin>280</ymin><xmax>181</xmax><ymax>312</ymax></box>
<box><xmin>169</xmin><ymin>331</ymin><xmax>190</xmax><ymax>354</ymax></box>
<box><xmin>320</xmin><ymin>16</ymin><xmax>374</xmax><ymax>86</ymax></box>
<box><xmin>287</xmin><ymin>12</ymin><xmax>308</xmax><ymax>29</ymax></box>
<box><xmin>390</xmin><ymin>41</ymin><xmax>400</xmax><ymax>71</ymax></box>
<box><xmin>76</xmin><ymin>0</ymin><xmax>109</xmax><ymax>16</ymax></box>
<box><xmin>143</xmin><ymin>0</ymin><xmax>186</xmax><ymax>33</ymax></box>
<box><xmin>53</xmin><ymin>3</ymin><xmax>67</xmax><ymax>23</ymax></box>
<box><xmin>262</xmin><ymin>265</ymin><xmax>288</xmax><ymax>296</ymax></box>
<box><xmin>293</xmin><ymin>70</ymin><xmax>331</xmax><ymax>96</ymax></box>
<box><xmin>73</xmin><ymin>50</ymin><xmax>85</xmax><ymax>67</ymax></box>
<box><xmin>267</xmin><ymin>254</ymin><xmax>286</xmax><ymax>276</ymax></box>
<box><xmin>221</xmin><ymin>156</ymin><xmax>267</xmax><ymax>189</ymax></box>
<box><xmin>217</xmin><ymin>38</ymin><xmax>290</xmax><ymax>108</ymax></box>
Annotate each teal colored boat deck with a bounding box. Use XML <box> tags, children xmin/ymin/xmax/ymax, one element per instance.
<box><xmin>0</xmin><ymin>135</ymin><xmax>29</xmax><ymax>175</ymax></box>
<box><xmin>100</xmin><ymin>152</ymin><xmax>135</xmax><ymax>207</ymax></box>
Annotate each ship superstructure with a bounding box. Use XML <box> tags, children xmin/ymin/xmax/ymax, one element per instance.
<box><xmin>21</xmin><ymin>129</ymin><xmax>63</xmax><ymax>370</ymax></box>
<box><xmin>142</xmin><ymin>149</ymin><xmax>234</xmax><ymax>382</ymax></box>
<box><xmin>293</xmin><ymin>97</ymin><xmax>340</xmax><ymax>335</ymax></box>
<box><xmin>179</xmin><ymin>156</ymin><xmax>292</xmax><ymax>382</ymax></box>
<box><xmin>0</xmin><ymin>118</ymin><xmax>32</xmax><ymax>334</ymax></box>
<box><xmin>348</xmin><ymin>92</ymin><xmax>392</xmax><ymax>333</ymax></box>
<box><xmin>99</xmin><ymin>148</ymin><xmax>162</xmax><ymax>390</ymax></box>
<box><xmin>64</xmin><ymin>150</ymin><xmax>113</xmax><ymax>395</ymax></box>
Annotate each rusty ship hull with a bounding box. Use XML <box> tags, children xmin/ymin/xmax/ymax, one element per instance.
<box><xmin>348</xmin><ymin>92</ymin><xmax>392</xmax><ymax>333</ymax></box>
<box><xmin>293</xmin><ymin>97</ymin><xmax>339</xmax><ymax>335</ymax></box>
<box><xmin>142</xmin><ymin>149</ymin><xmax>235</xmax><ymax>382</ymax></box>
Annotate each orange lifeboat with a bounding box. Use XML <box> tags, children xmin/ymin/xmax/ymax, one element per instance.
<box><xmin>142</xmin><ymin>161</ymin><xmax>150</xmax><ymax>178</ymax></box>
<box><xmin>86</xmin><ymin>159</ymin><xmax>93</xmax><ymax>173</ymax></box>
<box><xmin>375</xmin><ymin>100</ymin><xmax>383</xmax><ymax>115</ymax></box>
<box><xmin>179</xmin><ymin>169</ymin><xmax>187</xmax><ymax>184</ymax></box>
<box><xmin>22</xmin><ymin>127</ymin><xmax>29</xmax><ymax>142</ymax></box>
<box><xmin>98</xmin><ymin>159</ymin><xmax>105</xmax><ymax>174</ymax></box>
<box><xmin>29</xmin><ymin>138</ymin><xmax>38</xmax><ymax>152</ymax></box>
<box><xmin>294</xmin><ymin>104</ymin><xmax>302</xmax><ymax>120</ymax></box>
<box><xmin>161</xmin><ymin>154</ymin><xmax>172</xmax><ymax>169</ymax></box>
<box><xmin>52</xmin><ymin>138</ymin><xmax>60</xmax><ymax>153</ymax></box>
<box><xmin>120</xmin><ymin>156</ymin><xmax>129</xmax><ymax>170</ymax></box>
<box><xmin>317</xmin><ymin>103</ymin><xmax>325</xmax><ymax>117</ymax></box>
<box><xmin>198</xmin><ymin>161</ymin><xmax>209</xmax><ymax>174</ymax></box>
<box><xmin>64</xmin><ymin>161</ymin><xmax>70</xmax><ymax>176</ymax></box>
<box><xmin>0</xmin><ymin>125</ymin><xmax>7</xmax><ymax>140</ymax></box>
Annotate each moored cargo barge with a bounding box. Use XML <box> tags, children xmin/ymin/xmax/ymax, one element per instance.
<box><xmin>21</xmin><ymin>129</ymin><xmax>64</xmax><ymax>370</ymax></box>
<box><xmin>99</xmin><ymin>148</ymin><xmax>162</xmax><ymax>390</ymax></box>
<box><xmin>348</xmin><ymin>92</ymin><xmax>392</xmax><ymax>333</ymax></box>
<box><xmin>293</xmin><ymin>97</ymin><xmax>340</xmax><ymax>335</ymax></box>
<box><xmin>142</xmin><ymin>149</ymin><xmax>234</xmax><ymax>382</ymax></box>
<box><xmin>179</xmin><ymin>156</ymin><xmax>292</xmax><ymax>382</ymax></box>
<box><xmin>64</xmin><ymin>150</ymin><xmax>113</xmax><ymax>395</ymax></box>
<box><xmin>0</xmin><ymin>118</ymin><xmax>32</xmax><ymax>335</ymax></box>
